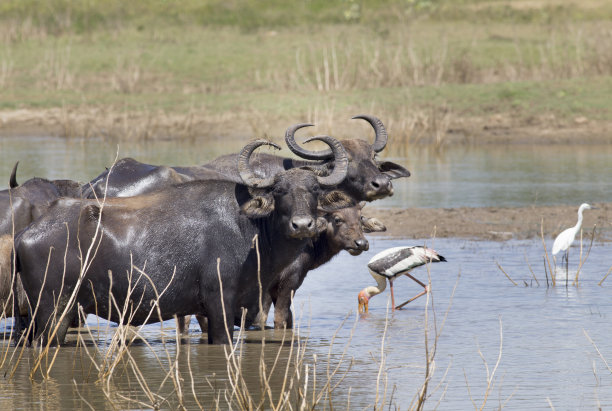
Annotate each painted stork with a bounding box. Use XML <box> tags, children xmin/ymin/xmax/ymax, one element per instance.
<box><xmin>358</xmin><ymin>246</ymin><xmax>446</xmax><ymax>313</ymax></box>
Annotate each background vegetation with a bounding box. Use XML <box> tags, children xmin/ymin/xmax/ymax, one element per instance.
<box><xmin>0</xmin><ymin>0</ymin><xmax>611</xmax><ymax>142</ymax></box>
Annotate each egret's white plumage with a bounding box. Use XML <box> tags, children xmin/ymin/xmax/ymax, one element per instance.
<box><xmin>552</xmin><ymin>203</ymin><xmax>593</xmax><ymax>256</ymax></box>
<box><xmin>358</xmin><ymin>246</ymin><xmax>446</xmax><ymax>313</ymax></box>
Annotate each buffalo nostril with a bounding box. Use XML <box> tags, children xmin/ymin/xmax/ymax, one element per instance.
<box><xmin>291</xmin><ymin>216</ymin><xmax>315</xmax><ymax>232</ymax></box>
<box><xmin>371</xmin><ymin>175</ymin><xmax>391</xmax><ymax>192</ymax></box>
<box><xmin>355</xmin><ymin>239</ymin><xmax>368</xmax><ymax>249</ymax></box>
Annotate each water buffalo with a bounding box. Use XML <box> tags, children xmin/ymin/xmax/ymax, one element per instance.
<box><xmin>82</xmin><ymin>115</ymin><xmax>410</xmax><ymax>202</ymax></box>
<box><xmin>0</xmin><ymin>162</ymin><xmax>83</xmax><ymax>237</ymax></box>
<box><xmin>255</xmin><ymin>204</ymin><xmax>387</xmax><ymax>329</ymax></box>
<box><xmin>14</xmin><ymin>137</ymin><xmax>351</xmax><ymax>346</ymax></box>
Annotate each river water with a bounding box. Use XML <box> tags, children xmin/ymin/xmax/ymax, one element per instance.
<box><xmin>0</xmin><ymin>136</ymin><xmax>611</xmax><ymax>409</ymax></box>
<box><xmin>1</xmin><ymin>136</ymin><xmax>611</xmax><ymax>208</ymax></box>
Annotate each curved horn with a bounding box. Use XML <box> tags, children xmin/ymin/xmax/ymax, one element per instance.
<box><xmin>303</xmin><ymin>136</ymin><xmax>348</xmax><ymax>187</ymax></box>
<box><xmin>238</xmin><ymin>140</ymin><xmax>281</xmax><ymax>188</ymax></box>
<box><xmin>352</xmin><ymin>114</ymin><xmax>388</xmax><ymax>153</ymax></box>
<box><xmin>9</xmin><ymin>161</ymin><xmax>19</xmax><ymax>188</ymax></box>
<box><xmin>285</xmin><ymin>123</ymin><xmax>334</xmax><ymax>160</ymax></box>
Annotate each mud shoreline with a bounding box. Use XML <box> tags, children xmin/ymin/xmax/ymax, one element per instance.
<box><xmin>366</xmin><ymin>203</ymin><xmax>612</xmax><ymax>242</ymax></box>
<box><xmin>1</xmin><ymin>108</ymin><xmax>611</xmax><ymax>145</ymax></box>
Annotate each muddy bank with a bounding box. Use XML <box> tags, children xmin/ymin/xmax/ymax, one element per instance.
<box><xmin>1</xmin><ymin>108</ymin><xmax>611</xmax><ymax>145</ymax></box>
<box><xmin>366</xmin><ymin>203</ymin><xmax>612</xmax><ymax>241</ymax></box>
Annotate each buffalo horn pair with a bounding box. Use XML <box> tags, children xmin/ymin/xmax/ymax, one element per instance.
<box><xmin>284</xmin><ymin>114</ymin><xmax>388</xmax><ymax>160</ymax></box>
<box><xmin>238</xmin><ymin>137</ymin><xmax>348</xmax><ymax>188</ymax></box>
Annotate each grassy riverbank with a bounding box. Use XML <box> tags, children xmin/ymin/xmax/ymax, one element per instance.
<box><xmin>0</xmin><ymin>0</ymin><xmax>611</xmax><ymax>143</ymax></box>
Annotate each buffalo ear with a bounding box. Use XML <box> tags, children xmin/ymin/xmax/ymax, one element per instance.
<box><xmin>318</xmin><ymin>190</ymin><xmax>355</xmax><ymax>210</ymax></box>
<box><xmin>241</xmin><ymin>195</ymin><xmax>275</xmax><ymax>218</ymax></box>
<box><xmin>361</xmin><ymin>216</ymin><xmax>387</xmax><ymax>233</ymax></box>
<box><xmin>378</xmin><ymin>161</ymin><xmax>411</xmax><ymax>179</ymax></box>
<box><xmin>84</xmin><ymin>204</ymin><xmax>101</xmax><ymax>222</ymax></box>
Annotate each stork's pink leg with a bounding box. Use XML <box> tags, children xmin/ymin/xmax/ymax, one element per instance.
<box><xmin>395</xmin><ymin>273</ymin><xmax>429</xmax><ymax>310</ymax></box>
<box><xmin>395</xmin><ymin>287</ymin><xmax>429</xmax><ymax>309</ymax></box>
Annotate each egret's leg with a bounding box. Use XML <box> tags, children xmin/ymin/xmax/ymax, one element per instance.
<box><xmin>395</xmin><ymin>273</ymin><xmax>429</xmax><ymax>309</ymax></box>
<box><xmin>389</xmin><ymin>279</ymin><xmax>396</xmax><ymax>311</ymax></box>
<box><xmin>565</xmin><ymin>249</ymin><xmax>569</xmax><ymax>287</ymax></box>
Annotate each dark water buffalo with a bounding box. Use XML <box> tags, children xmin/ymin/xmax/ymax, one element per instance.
<box><xmin>14</xmin><ymin>137</ymin><xmax>351</xmax><ymax>346</ymax></box>
<box><xmin>255</xmin><ymin>204</ymin><xmax>387</xmax><ymax>329</ymax></box>
<box><xmin>83</xmin><ymin>115</ymin><xmax>410</xmax><ymax>202</ymax></box>
<box><xmin>0</xmin><ymin>162</ymin><xmax>83</xmax><ymax>237</ymax></box>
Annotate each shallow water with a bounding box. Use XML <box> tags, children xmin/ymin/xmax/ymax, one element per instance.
<box><xmin>1</xmin><ymin>136</ymin><xmax>611</xmax><ymax>208</ymax></box>
<box><xmin>292</xmin><ymin>237</ymin><xmax>612</xmax><ymax>409</ymax></box>
<box><xmin>1</xmin><ymin>237</ymin><xmax>611</xmax><ymax>409</ymax></box>
<box><xmin>0</xmin><ymin>136</ymin><xmax>611</xmax><ymax>408</ymax></box>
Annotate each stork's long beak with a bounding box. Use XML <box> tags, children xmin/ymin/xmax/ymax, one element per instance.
<box><xmin>357</xmin><ymin>292</ymin><xmax>369</xmax><ymax>314</ymax></box>
<box><xmin>358</xmin><ymin>299</ymin><xmax>368</xmax><ymax>314</ymax></box>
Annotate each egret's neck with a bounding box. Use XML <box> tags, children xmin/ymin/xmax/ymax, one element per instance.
<box><xmin>575</xmin><ymin>207</ymin><xmax>585</xmax><ymax>229</ymax></box>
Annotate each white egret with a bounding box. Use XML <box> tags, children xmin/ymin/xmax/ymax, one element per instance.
<box><xmin>357</xmin><ymin>246</ymin><xmax>446</xmax><ymax>313</ymax></box>
<box><xmin>552</xmin><ymin>203</ymin><xmax>595</xmax><ymax>278</ymax></box>
<box><xmin>552</xmin><ymin>203</ymin><xmax>595</xmax><ymax>258</ymax></box>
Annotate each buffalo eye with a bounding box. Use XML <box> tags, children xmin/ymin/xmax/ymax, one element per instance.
<box><xmin>334</xmin><ymin>216</ymin><xmax>343</xmax><ymax>225</ymax></box>
<box><xmin>273</xmin><ymin>186</ymin><xmax>289</xmax><ymax>196</ymax></box>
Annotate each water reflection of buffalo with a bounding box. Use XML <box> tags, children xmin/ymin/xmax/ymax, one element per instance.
<box><xmin>83</xmin><ymin>115</ymin><xmax>410</xmax><ymax>202</ymax></box>
<box><xmin>14</xmin><ymin>137</ymin><xmax>350</xmax><ymax>345</ymax></box>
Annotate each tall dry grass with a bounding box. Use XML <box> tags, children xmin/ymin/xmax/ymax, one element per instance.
<box><xmin>272</xmin><ymin>25</ymin><xmax>612</xmax><ymax>92</ymax></box>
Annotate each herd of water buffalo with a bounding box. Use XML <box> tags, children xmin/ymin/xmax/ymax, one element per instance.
<box><xmin>0</xmin><ymin>114</ymin><xmax>411</xmax><ymax>345</ymax></box>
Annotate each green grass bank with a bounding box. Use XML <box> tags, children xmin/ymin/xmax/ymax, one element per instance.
<box><xmin>0</xmin><ymin>0</ymin><xmax>611</xmax><ymax>143</ymax></box>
